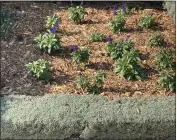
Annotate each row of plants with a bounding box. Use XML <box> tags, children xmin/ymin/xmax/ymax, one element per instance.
<box><xmin>25</xmin><ymin>3</ymin><xmax>176</xmax><ymax>94</ymax></box>
<box><xmin>25</xmin><ymin>13</ymin><xmax>105</xmax><ymax>94</ymax></box>
<box><xmin>68</xmin><ymin>3</ymin><xmax>155</xmax><ymax>33</ymax></box>
<box><xmin>105</xmin><ymin>34</ymin><xmax>176</xmax><ymax>91</ymax></box>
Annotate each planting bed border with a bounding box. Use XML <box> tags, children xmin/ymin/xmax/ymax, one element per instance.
<box><xmin>1</xmin><ymin>94</ymin><xmax>175</xmax><ymax>140</ymax></box>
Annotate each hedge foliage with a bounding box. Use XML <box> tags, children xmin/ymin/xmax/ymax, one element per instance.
<box><xmin>1</xmin><ymin>94</ymin><xmax>175</xmax><ymax>140</ymax></box>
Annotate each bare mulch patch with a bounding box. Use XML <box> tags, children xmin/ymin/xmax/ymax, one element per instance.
<box><xmin>1</xmin><ymin>2</ymin><xmax>176</xmax><ymax>99</ymax></box>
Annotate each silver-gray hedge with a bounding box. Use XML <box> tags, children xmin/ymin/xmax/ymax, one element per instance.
<box><xmin>1</xmin><ymin>94</ymin><xmax>175</xmax><ymax>140</ymax></box>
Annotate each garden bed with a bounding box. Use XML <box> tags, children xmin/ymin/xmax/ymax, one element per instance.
<box><xmin>1</xmin><ymin>2</ymin><xmax>176</xmax><ymax>99</ymax></box>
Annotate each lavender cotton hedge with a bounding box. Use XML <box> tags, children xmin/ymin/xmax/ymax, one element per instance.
<box><xmin>1</xmin><ymin>94</ymin><xmax>175</xmax><ymax>140</ymax></box>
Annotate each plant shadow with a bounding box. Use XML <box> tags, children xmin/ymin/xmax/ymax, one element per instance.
<box><xmin>140</xmin><ymin>64</ymin><xmax>158</xmax><ymax>81</ymax></box>
<box><xmin>82</xmin><ymin>19</ymin><xmax>105</xmax><ymax>25</ymax></box>
<box><xmin>139</xmin><ymin>52</ymin><xmax>150</xmax><ymax>60</ymax></box>
<box><xmin>48</xmin><ymin>46</ymin><xmax>72</xmax><ymax>59</ymax></box>
<box><xmin>51</xmin><ymin>70</ymin><xmax>73</xmax><ymax>85</ymax></box>
<box><xmin>61</xmin><ymin>29</ymin><xmax>81</xmax><ymax>36</ymax></box>
<box><xmin>87</xmin><ymin>62</ymin><xmax>113</xmax><ymax>70</ymax></box>
<box><xmin>103</xmin><ymin>85</ymin><xmax>138</xmax><ymax>96</ymax></box>
<box><xmin>151</xmin><ymin>24</ymin><xmax>163</xmax><ymax>31</ymax></box>
<box><xmin>124</xmin><ymin>27</ymin><xmax>143</xmax><ymax>33</ymax></box>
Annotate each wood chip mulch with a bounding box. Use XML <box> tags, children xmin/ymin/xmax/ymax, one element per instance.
<box><xmin>1</xmin><ymin>2</ymin><xmax>176</xmax><ymax>100</ymax></box>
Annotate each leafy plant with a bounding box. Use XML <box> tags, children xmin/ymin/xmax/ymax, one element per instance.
<box><xmin>155</xmin><ymin>50</ymin><xmax>175</xmax><ymax>69</ymax></box>
<box><xmin>87</xmin><ymin>85</ymin><xmax>102</xmax><ymax>95</ymax></box>
<box><xmin>71</xmin><ymin>46</ymin><xmax>90</xmax><ymax>64</ymax></box>
<box><xmin>104</xmin><ymin>42</ymin><xmax>118</xmax><ymax>55</ymax></box>
<box><xmin>0</xmin><ymin>9</ymin><xmax>12</xmax><ymax>40</ymax></box>
<box><xmin>25</xmin><ymin>59</ymin><xmax>52</xmax><ymax>81</ymax></box>
<box><xmin>158</xmin><ymin>71</ymin><xmax>175</xmax><ymax>91</ymax></box>
<box><xmin>113</xmin><ymin>3</ymin><xmax>137</xmax><ymax>16</ymax></box>
<box><xmin>155</xmin><ymin>49</ymin><xmax>175</xmax><ymax>70</ymax></box>
<box><xmin>76</xmin><ymin>71</ymin><xmax>106</xmax><ymax>94</ymax></box>
<box><xmin>148</xmin><ymin>33</ymin><xmax>165</xmax><ymax>47</ymax></box>
<box><xmin>76</xmin><ymin>74</ymin><xmax>89</xmax><ymax>89</ymax></box>
<box><xmin>109</xmin><ymin>14</ymin><xmax>125</xmax><ymax>33</ymax></box>
<box><xmin>122</xmin><ymin>3</ymin><xmax>137</xmax><ymax>15</ymax></box>
<box><xmin>104</xmin><ymin>38</ymin><xmax>133</xmax><ymax>60</ymax></box>
<box><xmin>89</xmin><ymin>33</ymin><xmax>105</xmax><ymax>42</ymax></box>
<box><xmin>45</xmin><ymin>14</ymin><xmax>61</xmax><ymax>29</ymax></box>
<box><xmin>34</xmin><ymin>33</ymin><xmax>61</xmax><ymax>54</ymax></box>
<box><xmin>93</xmin><ymin>70</ymin><xmax>105</xmax><ymax>87</ymax></box>
<box><xmin>139</xmin><ymin>14</ymin><xmax>155</xmax><ymax>28</ymax></box>
<box><xmin>126</xmin><ymin>3</ymin><xmax>139</xmax><ymax>13</ymax></box>
<box><xmin>68</xmin><ymin>6</ymin><xmax>87</xmax><ymax>24</ymax></box>
<box><xmin>114</xmin><ymin>50</ymin><xmax>142</xmax><ymax>80</ymax></box>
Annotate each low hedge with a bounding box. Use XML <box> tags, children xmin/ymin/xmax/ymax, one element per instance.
<box><xmin>1</xmin><ymin>94</ymin><xmax>175</xmax><ymax>140</ymax></box>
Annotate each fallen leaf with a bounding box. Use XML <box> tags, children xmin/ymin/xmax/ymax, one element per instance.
<box><xmin>124</xmin><ymin>92</ymin><xmax>131</xmax><ymax>97</ymax></box>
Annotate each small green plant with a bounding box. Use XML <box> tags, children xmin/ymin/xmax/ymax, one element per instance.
<box><xmin>104</xmin><ymin>42</ymin><xmax>117</xmax><ymax>55</ymax></box>
<box><xmin>76</xmin><ymin>74</ymin><xmax>90</xmax><ymax>89</ymax></box>
<box><xmin>76</xmin><ymin>71</ymin><xmax>106</xmax><ymax>94</ymax></box>
<box><xmin>113</xmin><ymin>3</ymin><xmax>137</xmax><ymax>16</ymax></box>
<box><xmin>105</xmin><ymin>38</ymin><xmax>133</xmax><ymax>60</ymax></box>
<box><xmin>139</xmin><ymin>14</ymin><xmax>155</xmax><ymax>28</ymax></box>
<box><xmin>25</xmin><ymin>59</ymin><xmax>52</xmax><ymax>81</ymax></box>
<box><xmin>89</xmin><ymin>33</ymin><xmax>105</xmax><ymax>42</ymax></box>
<box><xmin>114</xmin><ymin>50</ymin><xmax>142</xmax><ymax>80</ymax></box>
<box><xmin>148</xmin><ymin>33</ymin><xmax>165</xmax><ymax>47</ymax></box>
<box><xmin>45</xmin><ymin>14</ymin><xmax>61</xmax><ymax>29</ymax></box>
<box><xmin>155</xmin><ymin>49</ymin><xmax>175</xmax><ymax>70</ymax></box>
<box><xmin>158</xmin><ymin>71</ymin><xmax>175</xmax><ymax>91</ymax></box>
<box><xmin>71</xmin><ymin>45</ymin><xmax>90</xmax><ymax>64</ymax></box>
<box><xmin>126</xmin><ymin>3</ymin><xmax>139</xmax><ymax>13</ymax></box>
<box><xmin>93</xmin><ymin>70</ymin><xmax>105</xmax><ymax>87</ymax></box>
<box><xmin>0</xmin><ymin>9</ymin><xmax>12</xmax><ymax>40</ymax></box>
<box><xmin>68</xmin><ymin>6</ymin><xmax>87</xmax><ymax>24</ymax></box>
<box><xmin>109</xmin><ymin>14</ymin><xmax>125</xmax><ymax>33</ymax></box>
<box><xmin>34</xmin><ymin>33</ymin><xmax>61</xmax><ymax>54</ymax></box>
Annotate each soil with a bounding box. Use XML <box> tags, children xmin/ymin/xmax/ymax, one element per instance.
<box><xmin>1</xmin><ymin>2</ymin><xmax>176</xmax><ymax>100</ymax></box>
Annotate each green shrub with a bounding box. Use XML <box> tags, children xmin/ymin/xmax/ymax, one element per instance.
<box><xmin>104</xmin><ymin>38</ymin><xmax>133</xmax><ymax>60</ymax></box>
<box><xmin>87</xmin><ymin>71</ymin><xmax>105</xmax><ymax>95</ymax></box>
<box><xmin>125</xmin><ymin>3</ymin><xmax>139</xmax><ymax>14</ymax></box>
<box><xmin>148</xmin><ymin>33</ymin><xmax>165</xmax><ymax>47</ymax></box>
<box><xmin>104</xmin><ymin>42</ymin><xmax>118</xmax><ymax>55</ymax></box>
<box><xmin>68</xmin><ymin>6</ymin><xmax>87</xmax><ymax>24</ymax></box>
<box><xmin>139</xmin><ymin>14</ymin><xmax>155</xmax><ymax>28</ymax></box>
<box><xmin>108</xmin><ymin>14</ymin><xmax>125</xmax><ymax>33</ymax></box>
<box><xmin>76</xmin><ymin>74</ymin><xmax>90</xmax><ymax>90</ymax></box>
<box><xmin>89</xmin><ymin>33</ymin><xmax>105</xmax><ymax>42</ymax></box>
<box><xmin>87</xmin><ymin>85</ymin><xmax>102</xmax><ymax>95</ymax></box>
<box><xmin>0</xmin><ymin>9</ymin><xmax>12</xmax><ymax>40</ymax></box>
<box><xmin>34</xmin><ymin>33</ymin><xmax>61</xmax><ymax>54</ymax></box>
<box><xmin>158</xmin><ymin>71</ymin><xmax>176</xmax><ymax>91</ymax></box>
<box><xmin>155</xmin><ymin>49</ymin><xmax>175</xmax><ymax>70</ymax></box>
<box><xmin>93</xmin><ymin>70</ymin><xmax>105</xmax><ymax>87</ymax></box>
<box><xmin>25</xmin><ymin>59</ymin><xmax>52</xmax><ymax>81</ymax></box>
<box><xmin>114</xmin><ymin>50</ymin><xmax>142</xmax><ymax>80</ymax></box>
<box><xmin>71</xmin><ymin>46</ymin><xmax>90</xmax><ymax>64</ymax></box>
<box><xmin>76</xmin><ymin>71</ymin><xmax>105</xmax><ymax>94</ymax></box>
<box><xmin>45</xmin><ymin>14</ymin><xmax>61</xmax><ymax>29</ymax></box>
<box><xmin>116</xmin><ymin>2</ymin><xmax>137</xmax><ymax>15</ymax></box>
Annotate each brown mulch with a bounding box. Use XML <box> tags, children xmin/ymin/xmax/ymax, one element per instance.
<box><xmin>1</xmin><ymin>2</ymin><xmax>176</xmax><ymax>100</ymax></box>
